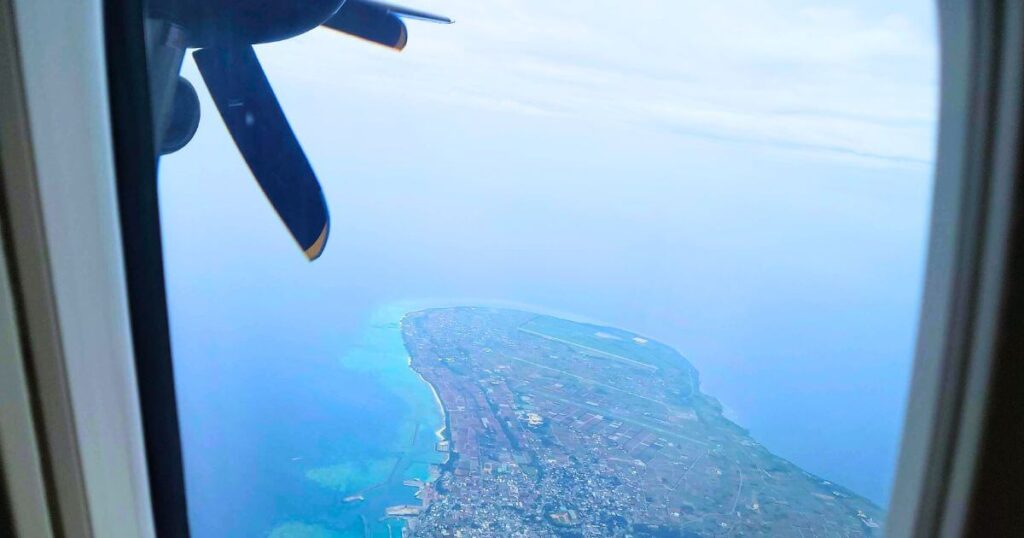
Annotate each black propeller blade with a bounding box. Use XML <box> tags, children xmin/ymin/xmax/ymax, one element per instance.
<box><xmin>365</xmin><ymin>1</ymin><xmax>453</xmax><ymax>23</ymax></box>
<box><xmin>165</xmin><ymin>1</ymin><xmax>450</xmax><ymax>261</ymax></box>
<box><xmin>194</xmin><ymin>45</ymin><xmax>330</xmax><ymax>260</ymax></box>
<box><xmin>322</xmin><ymin>0</ymin><xmax>452</xmax><ymax>50</ymax></box>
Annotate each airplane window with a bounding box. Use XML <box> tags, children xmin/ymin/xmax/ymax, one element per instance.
<box><xmin>147</xmin><ymin>0</ymin><xmax>938</xmax><ymax>535</ymax></box>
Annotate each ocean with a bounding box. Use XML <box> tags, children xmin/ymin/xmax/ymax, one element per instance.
<box><xmin>173</xmin><ymin>303</ymin><xmax>445</xmax><ymax>537</ymax></box>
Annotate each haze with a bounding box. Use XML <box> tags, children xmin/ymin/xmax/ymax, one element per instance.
<box><xmin>159</xmin><ymin>0</ymin><xmax>938</xmax><ymax>504</ymax></box>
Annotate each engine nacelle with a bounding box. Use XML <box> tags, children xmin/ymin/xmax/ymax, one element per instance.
<box><xmin>160</xmin><ymin>76</ymin><xmax>200</xmax><ymax>155</ymax></box>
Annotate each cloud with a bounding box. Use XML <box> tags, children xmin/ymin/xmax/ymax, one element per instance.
<box><xmin>261</xmin><ymin>0</ymin><xmax>938</xmax><ymax>168</ymax></box>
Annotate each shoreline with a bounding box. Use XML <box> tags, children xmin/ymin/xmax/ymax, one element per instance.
<box><xmin>407</xmin><ymin>356</ymin><xmax>449</xmax><ymax>451</ymax></box>
<box><xmin>399</xmin><ymin>316</ymin><xmax>452</xmax><ymax>466</ymax></box>
<box><xmin>378</xmin><ymin>315</ymin><xmax>453</xmax><ymax>527</ymax></box>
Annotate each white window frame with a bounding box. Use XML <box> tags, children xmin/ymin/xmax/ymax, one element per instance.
<box><xmin>2</xmin><ymin>0</ymin><xmax>1022</xmax><ymax>536</ymax></box>
<box><xmin>0</xmin><ymin>0</ymin><xmax>155</xmax><ymax>536</ymax></box>
<box><xmin>889</xmin><ymin>1</ymin><xmax>1024</xmax><ymax>536</ymax></box>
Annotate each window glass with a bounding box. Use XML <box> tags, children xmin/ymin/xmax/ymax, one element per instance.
<box><xmin>152</xmin><ymin>1</ymin><xmax>938</xmax><ymax>535</ymax></box>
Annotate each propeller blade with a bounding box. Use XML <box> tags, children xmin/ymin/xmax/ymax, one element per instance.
<box><xmin>365</xmin><ymin>1</ymin><xmax>453</xmax><ymax>24</ymax></box>
<box><xmin>193</xmin><ymin>45</ymin><xmax>330</xmax><ymax>260</ymax></box>
<box><xmin>322</xmin><ymin>0</ymin><xmax>451</xmax><ymax>51</ymax></box>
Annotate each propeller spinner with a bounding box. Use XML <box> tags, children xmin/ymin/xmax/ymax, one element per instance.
<box><xmin>148</xmin><ymin>0</ymin><xmax>451</xmax><ymax>260</ymax></box>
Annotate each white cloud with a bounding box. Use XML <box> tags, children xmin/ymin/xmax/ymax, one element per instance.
<box><xmin>261</xmin><ymin>0</ymin><xmax>938</xmax><ymax>168</ymax></box>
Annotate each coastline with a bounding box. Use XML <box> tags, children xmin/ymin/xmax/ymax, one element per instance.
<box><xmin>406</xmin><ymin>355</ymin><xmax>450</xmax><ymax>458</ymax></box>
<box><xmin>380</xmin><ymin>314</ymin><xmax>453</xmax><ymax>529</ymax></box>
<box><xmin>400</xmin><ymin>315</ymin><xmax>452</xmax><ymax>459</ymax></box>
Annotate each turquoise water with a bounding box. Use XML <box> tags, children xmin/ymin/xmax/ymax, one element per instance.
<box><xmin>176</xmin><ymin>303</ymin><xmax>444</xmax><ymax>537</ymax></box>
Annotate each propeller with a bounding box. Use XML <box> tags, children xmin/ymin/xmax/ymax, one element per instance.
<box><xmin>322</xmin><ymin>0</ymin><xmax>453</xmax><ymax>50</ymax></box>
<box><xmin>194</xmin><ymin>46</ymin><xmax>330</xmax><ymax>260</ymax></box>
<box><xmin>172</xmin><ymin>0</ymin><xmax>450</xmax><ymax>260</ymax></box>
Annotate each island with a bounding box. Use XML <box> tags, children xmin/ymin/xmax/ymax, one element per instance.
<box><xmin>399</xmin><ymin>307</ymin><xmax>884</xmax><ymax>536</ymax></box>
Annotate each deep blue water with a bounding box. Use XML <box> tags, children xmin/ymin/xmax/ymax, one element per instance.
<box><xmin>171</xmin><ymin>303</ymin><xmax>445</xmax><ymax>537</ymax></box>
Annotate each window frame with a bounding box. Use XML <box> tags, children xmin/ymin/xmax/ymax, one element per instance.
<box><xmin>889</xmin><ymin>2</ymin><xmax>1024</xmax><ymax>536</ymax></box>
<box><xmin>3</xmin><ymin>0</ymin><xmax>1023</xmax><ymax>536</ymax></box>
<box><xmin>105</xmin><ymin>0</ymin><xmax>191</xmax><ymax>534</ymax></box>
<box><xmin>0</xmin><ymin>0</ymin><xmax>156</xmax><ymax>536</ymax></box>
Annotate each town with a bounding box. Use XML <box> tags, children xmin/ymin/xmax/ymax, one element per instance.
<box><xmin>399</xmin><ymin>307</ymin><xmax>884</xmax><ymax>537</ymax></box>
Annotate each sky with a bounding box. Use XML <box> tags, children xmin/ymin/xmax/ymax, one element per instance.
<box><xmin>277</xmin><ymin>0</ymin><xmax>937</xmax><ymax>166</ymax></box>
<box><xmin>160</xmin><ymin>0</ymin><xmax>938</xmax><ymax>506</ymax></box>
